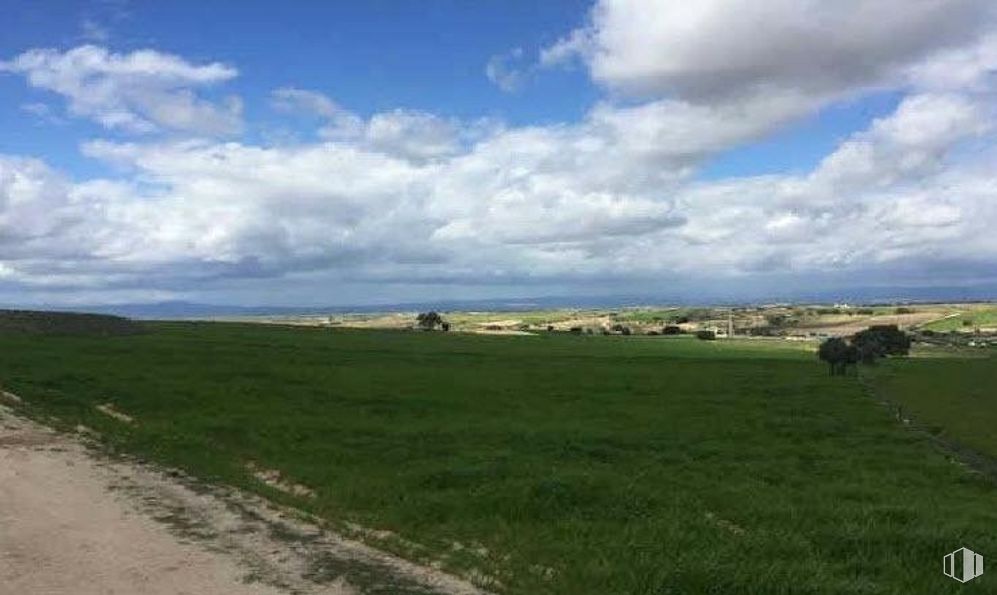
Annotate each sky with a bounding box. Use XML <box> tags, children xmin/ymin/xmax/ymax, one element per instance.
<box><xmin>1</xmin><ymin>0</ymin><xmax>996</xmax><ymax>307</ymax></box>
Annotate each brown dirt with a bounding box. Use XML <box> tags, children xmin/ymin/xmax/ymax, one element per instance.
<box><xmin>0</xmin><ymin>405</ymin><xmax>487</xmax><ymax>595</ymax></box>
<box><xmin>796</xmin><ymin>312</ymin><xmax>944</xmax><ymax>336</ymax></box>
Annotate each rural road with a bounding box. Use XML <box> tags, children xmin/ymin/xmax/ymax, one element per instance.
<box><xmin>0</xmin><ymin>404</ymin><xmax>485</xmax><ymax>595</ymax></box>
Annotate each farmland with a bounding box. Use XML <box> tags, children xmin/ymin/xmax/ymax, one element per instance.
<box><xmin>237</xmin><ymin>302</ymin><xmax>992</xmax><ymax>339</ymax></box>
<box><xmin>1</xmin><ymin>319</ymin><xmax>996</xmax><ymax>593</ymax></box>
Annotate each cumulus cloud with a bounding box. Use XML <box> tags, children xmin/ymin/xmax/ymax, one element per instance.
<box><xmin>0</xmin><ymin>45</ymin><xmax>242</xmax><ymax>135</ymax></box>
<box><xmin>271</xmin><ymin>88</ymin><xmax>478</xmax><ymax>162</ymax></box>
<box><xmin>2</xmin><ymin>83</ymin><xmax>994</xmax><ymax>294</ymax></box>
<box><xmin>545</xmin><ymin>0</ymin><xmax>994</xmax><ymax>102</ymax></box>
<box><xmin>3</xmin><ymin>3</ymin><xmax>997</xmax><ymax>301</ymax></box>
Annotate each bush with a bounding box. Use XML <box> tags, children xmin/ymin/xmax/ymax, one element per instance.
<box><xmin>818</xmin><ymin>337</ymin><xmax>858</xmax><ymax>375</ymax></box>
<box><xmin>695</xmin><ymin>330</ymin><xmax>716</xmax><ymax>341</ymax></box>
<box><xmin>416</xmin><ymin>311</ymin><xmax>444</xmax><ymax>330</ymax></box>
<box><xmin>852</xmin><ymin>325</ymin><xmax>911</xmax><ymax>356</ymax></box>
<box><xmin>662</xmin><ymin>325</ymin><xmax>682</xmax><ymax>335</ymax></box>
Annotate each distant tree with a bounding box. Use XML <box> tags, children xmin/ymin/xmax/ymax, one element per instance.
<box><xmin>895</xmin><ymin>307</ymin><xmax>914</xmax><ymax>314</ymax></box>
<box><xmin>662</xmin><ymin>325</ymin><xmax>683</xmax><ymax>335</ymax></box>
<box><xmin>441</xmin><ymin>322</ymin><xmax>451</xmax><ymax>332</ymax></box>
<box><xmin>856</xmin><ymin>340</ymin><xmax>883</xmax><ymax>365</ymax></box>
<box><xmin>620</xmin><ymin>326</ymin><xmax>632</xmax><ymax>336</ymax></box>
<box><xmin>818</xmin><ymin>337</ymin><xmax>852</xmax><ymax>375</ymax></box>
<box><xmin>695</xmin><ymin>330</ymin><xmax>716</xmax><ymax>341</ymax></box>
<box><xmin>546</xmin><ymin>325</ymin><xmax>554</xmax><ymax>332</ymax></box>
<box><xmin>416</xmin><ymin>311</ymin><xmax>444</xmax><ymax>331</ymax></box>
<box><xmin>852</xmin><ymin>325</ymin><xmax>910</xmax><ymax>356</ymax></box>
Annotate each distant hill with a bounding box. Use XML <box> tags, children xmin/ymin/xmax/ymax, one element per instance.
<box><xmin>6</xmin><ymin>283</ymin><xmax>996</xmax><ymax>320</ymax></box>
<box><xmin>0</xmin><ymin>309</ymin><xmax>144</xmax><ymax>336</ymax></box>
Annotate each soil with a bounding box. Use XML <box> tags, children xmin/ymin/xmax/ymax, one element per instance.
<box><xmin>0</xmin><ymin>404</ymin><xmax>487</xmax><ymax>595</ymax></box>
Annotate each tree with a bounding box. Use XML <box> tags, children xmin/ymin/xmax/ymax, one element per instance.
<box><xmin>819</xmin><ymin>337</ymin><xmax>855</xmax><ymax>375</ymax></box>
<box><xmin>856</xmin><ymin>339</ymin><xmax>883</xmax><ymax>364</ymax></box>
<box><xmin>695</xmin><ymin>330</ymin><xmax>716</xmax><ymax>340</ymax></box>
<box><xmin>852</xmin><ymin>325</ymin><xmax>910</xmax><ymax>356</ymax></box>
<box><xmin>416</xmin><ymin>311</ymin><xmax>444</xmax><ymax>330</ymax></box>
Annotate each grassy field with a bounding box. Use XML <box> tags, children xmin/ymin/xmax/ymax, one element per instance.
<box><xmin>1</xmin><ymin>322</ymin><xmax>996</xmax><ymax>594</ymax></box>
<box><xmin>863</xmin><ymin>354</ymin><xmax>997</xmax><ymax>457</ymax></box>
<box><xmin>920</xmin><ymin>307</ymin><xmax>997</xmax><ymax>332</ymax></box>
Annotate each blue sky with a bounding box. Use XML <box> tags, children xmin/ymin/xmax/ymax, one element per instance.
<box><xmin>1</xmin><ymin>1</ymin><xmax>996</xmax><ymax>307</ymax></box>
<box><xmin>3</xmin><ymin>0</ymin><xmax>888</xmax><ymax>179</ymax></box>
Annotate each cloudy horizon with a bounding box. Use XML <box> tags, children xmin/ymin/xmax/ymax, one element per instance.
<box><xmin>2</xmin><ymin>1</ymin><xmax>997</xmax><ymax>308</ymax></box>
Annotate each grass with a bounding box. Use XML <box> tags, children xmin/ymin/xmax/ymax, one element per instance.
<box><xmin>920</xmin><ymin>307</ymin><xmax>997</xmax><ymax>332</ymax></box>
<box><xmin>863</xmin><ymin>354</ymin><xmax>997</xmax><ymax>457</ymax></box>
<box><xmin>1</xmin><ymin>322</ymin><xmax>996</xmax><ymax>594</ymax></box>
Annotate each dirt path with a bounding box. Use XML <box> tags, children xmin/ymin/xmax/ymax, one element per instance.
<box><xmin>0</xmin><ymin>405</ymin><xmax>486</xmax><ymax>595</ymax></box>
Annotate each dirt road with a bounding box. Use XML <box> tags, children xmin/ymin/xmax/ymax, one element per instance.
<box><xmin>0</xmin><ymin>405</ymin><xmax>485</xmax><ymax>595</ymax></box>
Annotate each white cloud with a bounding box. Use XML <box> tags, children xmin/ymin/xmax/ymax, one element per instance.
<box><xmin>80</xmin><ymin>19</ymin><xmax>110</xmax><ymax>43</ymax></box>
<box><xmin>1</xmin><ymin>45</ymin><xmax>242</xmax><ymax>135</ymax></box>
<box><xmin>546</xmin><ymin>0</ymin><xmax>994</xmax><ymax>102</ymax></box>
<box><xmin>1</xmin><ymin>83</ymin><xmax>993</xmax><ymax>295</ymax></box>
<box><xmin>811</xmin><ymin>93</ymin><xmax>989</xmax><ymax>189</ymax></box>
<box><xmin>4</xmin><ymin>4</ymin><xmax>997</xmax><ymax>301</ymax></box>
<box><xmin>486</xmin><ymin>48</ymin><xmax>528</xmax><ymax>92</ymax></box>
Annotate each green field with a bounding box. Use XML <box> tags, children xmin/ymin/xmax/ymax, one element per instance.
<box><xmin>863</xmin><ymin>355</ymin><xmax>997</xmax><ymax>457</ymax></box>
<box><xmin>920</xmin><ymin>307</ymin><xmax>997</xmax><ymax>331</ymax></box>
<box><xmin>1</xmin><ymin>322</ymin><xmax>996</xmax><ymax>594</ymax></box>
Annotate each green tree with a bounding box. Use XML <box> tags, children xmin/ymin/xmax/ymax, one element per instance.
<box><xmin>818</xmin><ymin>337</ymin><xmax>856</xmax><ymax>375</ymax></box>
<box><xmin>852</xmin><ymin>325</ymin><xmax>910</xmax><ymax>356</ymax></box>
<box><xmin>416</xmin><ymin>311</ymin><xmax>444</xmax><ymax>330</ymax></box>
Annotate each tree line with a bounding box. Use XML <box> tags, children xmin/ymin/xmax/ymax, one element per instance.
<box><xmin>818</xmin><ymin>325</ymin><xmax>911</xmax><ymax>375</ymax></box>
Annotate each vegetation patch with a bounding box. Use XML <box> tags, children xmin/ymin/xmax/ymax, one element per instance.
<box><xmin>1</xmin><ymin>322</ymin><xmax>995</xmax><ymax>593</ymax></box>
<box><xmin>0</xmin><ymin>309</ymin><xmax>144</xmax><ymax>336</ymax></box>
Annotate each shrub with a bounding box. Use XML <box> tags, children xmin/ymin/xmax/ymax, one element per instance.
<box><xmin>852</xmin><ymin>325</ymin><xmax>911</xmax><ymax>356</ymax></box>
<box><xmin>416</xmin><ymin>311</ymin><xmax>444</xmax><ymax>330</ymax></box>
<box><xmin>662</xmin><ymin>325</ymin><xmax>682</xmax><ymax>335</ymax></box>
<box><xmin>818</xmin><ymin>337</ymin><xmax>858</xmax><ymax>375</ymax></box>
<box><xmin>695</xmin><ymin>330</ymin><xmax>716</xmax><ymax>341</ymax></box>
